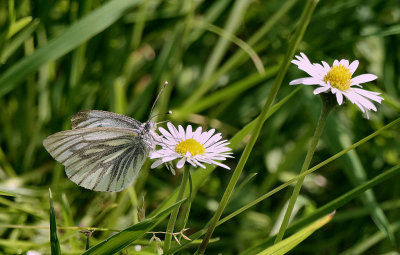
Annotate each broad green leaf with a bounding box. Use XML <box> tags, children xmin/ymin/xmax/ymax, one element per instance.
<box><xmin>0</xmin><ymin>0</ymin><xmax>142</xmax><ymax>96</ymax></box>
<box><xmin>256</xmin><ymin>213</ymin><xmax>334</xmax><ymax>255</ymax></box>
<box><xmin>82</xmin><ymin>199</ymin><xmax>185</xmax><ymax>255</ymax></box>
<box><xmin>49</xmin><ymin>188</ymin><xmax>61</xmax><ymax>255</ymax></box>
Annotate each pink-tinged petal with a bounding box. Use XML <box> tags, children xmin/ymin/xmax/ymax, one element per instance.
<box><xmin>186</xmin><ymin>125</ymin><xmax>193</xmax><ymax>139</ymax></box>
<box><xmin>200</xmin><ymin>129</ymin><xmax>215</xmax><ymax>144</ymax></box>
<box><xmin>313</xmin><ymin>86</ymin><xmax>330</xmax><ymax>95</ymax></box>
<box><xmin>203</xmin><ymin>134</ymin><xmax>222</xmax><ymax>148</ymax></box>
<box><xmin>186</xmin><ymin>158</ymin><xmax>197</xmax><ymax>167</ymax></box>
<box><xmin>333</xmin><ymin>60</ymin><xmax>339</xmax><ymax>66</ymax></box>
<box><xmin>192</xmin><ymin>127</ymin><xmax>202</xmax><ymax>140</ymax></box>
<box><xmin>351</xmin><ymin>74</ymin><xmax>378</xmax><ymax>85</ymax></box>
<box><xmin>313</xmin><ymin>63</ymin><xmax>325</xmax><ymax>75</ymax></box>
<box><xmin>349</xmin><ymin>60</ymin><xmax>359</xmax><ymax>74</ymax></box>
<box><xmin>177</xmin><ymin>158</ymin><xmax>186</xmax><ymax>168</ymax></box>
<box><xmin>209</xmin><ymin>159</ymin><xmax>231</xmax><ymax>170</ymax></box>
<box><xmin>336</xmin><ymin>91</ymin><xmax>344</xmax><ymax>105</ymax></box>
<box><xmin>162</xmin><ymin>155</ymin><xmax>179</xmax><ymax>162</ymax></box>
<box><xmin>191</xmin><ymin>158</ymin><xmax>206</xmax><ymax>169</ymax></box>
<box><xmin>151</xmin><ymin>160</ymin><xmax>164</xmax><ymax>169</ymax></box>
<box><xmin>339</xmin><ymin>59</ymin><xmax>349</xmax><ymax>67</ymax></box>
<box><xmin>349</xmin><ymin>92</ymin><xmax>377</xmax><ymax>111</ymax></box>
<box><xmin>289</xmin><ymin>77</ymin><xmax>323</xmax><ymax>86</ymax></box>
<box><xmin>331</xmin><ymin>87</ymin><xmax>338</xmax><ymax>94</ymax></box>
<box><xmin>322</xmin><ymin>61</ymin><xmax>330</xmax><ymax>73</ymax></box>
<box><xmin>158</xmin><ymin>127</ymin><xmax>174</xmax><ymax>141</ymax></box>
<box><xmin>350</xmin><ymin>88</ymin><xmax>384</xmax><ymax>103</ymax></box>
<box><xmin>167</xmin><ymin>122</ymin><xmax>179</xmax><ymax>138</ymax></box>
<box><xmin>343</xmin><ymin>92</ymin><xmax>367</xmax><ymax>113</ymax></box>
<box><xmin>178</xmin><ymin>125</ymin><xmax>186</xmax><ymax>140</ymax></box>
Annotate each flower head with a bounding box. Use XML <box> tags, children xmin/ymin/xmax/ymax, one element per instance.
<box><xmin>150</xmin><ymin>123</ymin><xmax>233</xmax><ymax>170</ymax></box>
<box><xmin>289</xmin><ymin>52</ymin><xmax>384</xmax><ymax>118</ymax></box>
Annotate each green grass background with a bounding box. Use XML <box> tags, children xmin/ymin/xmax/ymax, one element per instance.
<box><xmin>0</xmin><ymin>0</ymin><xmax>399</xmax><ymax>254</ymax></box>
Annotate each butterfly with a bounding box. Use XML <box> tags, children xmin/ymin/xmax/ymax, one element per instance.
<box><xmin>43</xmin><ymin>82</ymin><xmax>168</xmax><ymax>192</ymax></box>
<box><xmin>43</xmin><ymin>110</ymin><xmax>159</xmax><ymax>192</ymax></box>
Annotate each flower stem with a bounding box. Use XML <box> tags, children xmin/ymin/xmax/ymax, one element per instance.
<box><xmin>274</xmin><ymin>94</ymin><xmax>334</xmax><ymax>243</ymax></box>
<box><xmin>164</xmin><ymin>167</ymin><xmax>189</xmax><ymax>252</ymax></box>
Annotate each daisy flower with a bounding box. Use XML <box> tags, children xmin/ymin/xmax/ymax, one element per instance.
<box><xmin>149</xmin><ymin>123</ymin><xmax>233</xmax><ymax>170</ymax></box>
<box><xmin>289</xmin><ymin>52</ymin><xmax>384</xmax><ymax>118</ymax></box>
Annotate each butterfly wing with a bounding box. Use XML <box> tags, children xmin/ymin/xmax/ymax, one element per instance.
<box><xmin>71</xmin><ymin>110</ymin><xmax>142</xmax><ymax>130</ymax></box>
<box><xmin>43</xmin><ymin>127</ymin><xmax>149</xmax><ymax>192</ymax></box>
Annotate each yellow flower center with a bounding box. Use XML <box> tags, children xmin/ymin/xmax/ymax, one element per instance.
<box><xmin>323</xmin><ymin>64</ymin><xmax>352</xmax><ymax>91</ymax></box>
<box><xmin>175</xmin><ymin>139</ymin><xmax>205</xmax><ymax>156</ymax></box>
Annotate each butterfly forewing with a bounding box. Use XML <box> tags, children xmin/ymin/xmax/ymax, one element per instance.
<box><xmin>43</xmin><ymin>127</ymin><xmax>149</xmax><ymax>192</ymax></box>
<box><xmin>71</xmin><ymin>110</ymin><xmax>142</xmax><ymax>130</ymax></box>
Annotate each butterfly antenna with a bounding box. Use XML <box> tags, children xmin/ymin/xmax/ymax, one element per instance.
<box><xmin>149</xmin><ymin>81</ymin><xmax>168</xmax><ymax>118</ymax></box>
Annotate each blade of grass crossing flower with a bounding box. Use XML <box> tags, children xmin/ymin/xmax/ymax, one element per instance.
<box><xmin>240</xmin><ymin>163</ymin><xmax>400</xmax><ymax>254</ymax></box>
<box><xmin>256</xmin><ymin>213</ymin><xmax>334</xmax><ymax>255</ymax></box>
<box><xmin>0</xmin><ymin>0</ymin><xmax>142</xmax><ymax>96</ymax></box>
<box><xmin>49</xmin><ymin>188</ymin><xmax>61</xmax><ymax>255</ymax></box>
<box><xmin>196</xmin><ymin>1</ymin><xmax>319</xmax><ymax>252</ymax></box>
<box><xmin>82</xmin><ymin>199</ymin><xmax>185</xmax><ymax>255</ymax></box>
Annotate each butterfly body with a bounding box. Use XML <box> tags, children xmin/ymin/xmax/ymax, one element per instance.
<box><xmin>43</xmin><ymin>110</ymin><xmax>157</xmax><ymax>192</ymax></box>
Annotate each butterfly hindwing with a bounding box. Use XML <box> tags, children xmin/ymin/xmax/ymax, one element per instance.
<box><xmin>43</xmin><ymin>127</ymin><xmax>149</xmax><ymax>192</ymax></box>
<box><xmin>71</xmin><ymin>110</ymin><xmax>142</xmax><ymax>130</ymax></box>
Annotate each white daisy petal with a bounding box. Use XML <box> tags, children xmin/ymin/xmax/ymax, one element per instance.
<box><xmin>167</xmin><ymin>122</ymin><xmax>179</xmax><ymax>139</ymax></box>
<box><xmin>177</xmin><ymin>158</ymin><xmax>186</xmax><ymax>169</ymax></box>
<box><xmin>351</xmin><ymin>74</ymin><xmax>378</xmax><ymax>85</ymax></box>
<box><xmin>186</xmin><ymin>125</ymin><xmax>193</xmax><ymax>139</ymax></box>
<box><xmin>151</xmin><ymin>160</ymin><xmax>164</xmax><ymax>169</ymax></box>
<box><xmin>336</xmin><ymin>91</ymin><xmax>343</xmax><ymax>105</ymax></box>
<box><xmin>350</xmin><ymin>88</ymin><xmax>383</xmax><ymax>103</ymax></box>
<box><xmin>178</xmin><ymin>125</ymin><xmax>186</xmax><ymax>140</ymax></box>
<box><xmin>313</xmin><ymin>86</ymin><xmax>330</xmax><ymax>95</ymax></box>
<box><xmin>193</xmin><ymin>127</ymin><xmax>202</xmax><ymax>140</ymax></box>
<box><xmin>349</xmin><ymin>60</ymin><xmax>359</xmax><ymax>74</ymax></box>
<box><xmin>289</xmin><ymin>77</ymin><xmax>324</xmax><ymax>86</ymax></box>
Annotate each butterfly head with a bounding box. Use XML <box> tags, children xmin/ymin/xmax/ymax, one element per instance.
<box><xmin>140</xmin><ymin>121</ymin><xmax>158</xmax><ymax>149</ymax></box>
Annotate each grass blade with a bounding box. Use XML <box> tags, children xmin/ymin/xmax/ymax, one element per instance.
<box><xmin>255</xmin><ymin>213</ymin><xmax>334</xmax><ymax>255</ymax></box>
<box><xmin>49</xmin><ymin>188</ymin><xmax>61</xmax><ymax>255</ymax></box>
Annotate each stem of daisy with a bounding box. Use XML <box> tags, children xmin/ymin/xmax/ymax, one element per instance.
<box><xmin>274</xmin><ymin>93</ymin><xmax>335</xmax><ymax>243</ymax></box>
<box><xmin>164</xmin><ymin>166</ymin><xmax>189</xmax><ymax>252</ymax></box>
<box><xmin>195</xmin><ymin>1</ymin><xmax>319</xmax><ymax>254</ymax></box>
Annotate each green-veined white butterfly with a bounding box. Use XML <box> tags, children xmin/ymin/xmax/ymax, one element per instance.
<box><xmin>43</xmin><ymin>83</ymin><xmax>168</xmax><ymax>192</ymax></box>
